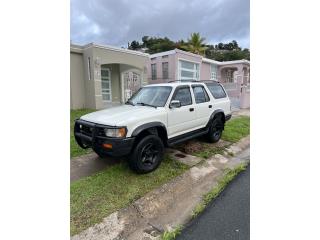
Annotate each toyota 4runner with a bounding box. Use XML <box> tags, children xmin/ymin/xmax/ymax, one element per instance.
<box><xmin>74</xmin><ymin>81</ymin><xmax>231</xmax><ymax>173</ymax></box>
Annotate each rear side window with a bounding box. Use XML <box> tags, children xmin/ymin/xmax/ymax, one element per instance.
<box><xmin>192</xmin><ymin>86</ymin><xmax>210</xmax><ymax>103</ymax></box>
<box><xmin>172</xmin><ymin>87</ymin><xmax>192</xmax><ymax>106</ymax></box>
<box><xmin>206</xmin><ymin>83</ymin><xmax>227</xmax><ymax>99</ymax></box>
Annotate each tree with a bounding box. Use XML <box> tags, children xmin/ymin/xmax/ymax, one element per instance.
<box><xmin>127</xmin><ymin>35</ymin><xmax>250</xmax><ymax>61</ymax></box>
<box><xmin>181</xmin><ymin>33</ymin><xmax>208</xmax><ymax>56</ymax></box>
<box><xmin>128</xmin><ymin>40</ymin><xmax>142</xmax><ymax>50</ymax></box>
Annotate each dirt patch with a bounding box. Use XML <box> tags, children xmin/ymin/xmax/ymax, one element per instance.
<box><xmin>175</xmin><ymin>153</ymin><xmax>186</xmax><ymax>158</ymax></box>
<box><xmin>174</xmin><ymin>138</ymin><xmax>231</xmax><ymax>156</ymax></box>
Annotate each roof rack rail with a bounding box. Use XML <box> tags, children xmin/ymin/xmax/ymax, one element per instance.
<box><xmin>167</xmin><ymin>80</ymin><xmax>221</xmax><ymax>84</ymax></box>
<box><xmin>199</xmin><ymin>80</ymin><xmax>220</xmax><ymax>83</ymax></box>
<box><xmin>168</xmin><ymin>80</ymin><xmax>198</xmax><ymax>83</ymax></box>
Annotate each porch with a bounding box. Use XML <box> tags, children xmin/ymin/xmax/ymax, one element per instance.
<box><xmin>98</xmin><ymin>63</ymin><xmax>144</xmax><ymax>109</ymax></box>
<box><xmin>218</xmin><ymin>64</ymin><xmax>250</xmax><ymax>109</ymax></box>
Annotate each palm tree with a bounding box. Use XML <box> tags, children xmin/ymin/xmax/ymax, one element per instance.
<box><xmin>182</xmin><ymin>33</ymin><xmax>208</xmax><ymax>56</ymax></box>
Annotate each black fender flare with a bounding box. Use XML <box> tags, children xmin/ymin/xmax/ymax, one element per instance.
<box><xmin>131</xmin><ymin>122</ymin><xmax>168</xmax><ymax>138</ymax></box>
<box><xmin>206</xmin><ymin>109</ymin><xmax>226</xmax><ymax>129</ymax></box>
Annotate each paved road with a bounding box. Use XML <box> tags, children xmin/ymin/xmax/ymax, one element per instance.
<box><xmin>177</xmin><ymin>165</ymin><xmax>250</xmax><ymax>240</ymax></box>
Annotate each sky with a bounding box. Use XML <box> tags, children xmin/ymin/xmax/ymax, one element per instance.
<box><xmin>71</xmin><ymin>0</ymin><xmax>250</xmax><ymax>49</ymax></box>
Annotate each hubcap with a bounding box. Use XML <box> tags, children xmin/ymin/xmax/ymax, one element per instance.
<box><xmin>213</xmin><ymin>129</ymin><xmax>221</xmax><ymax>139</ymax></box>
<box><xmin>141</xmin><ymin>143</ymin><xmax>159</xmax><ymax>166</ymax></box>
<box><xmin>212</xmin><ymin>120</ymin><xmax>223</xmax><ymax>139</ymax></box>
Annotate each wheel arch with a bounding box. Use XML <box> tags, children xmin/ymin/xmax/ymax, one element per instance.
<box><xmin>131</xmin><ymin>122</ymin><xmax>168</xmax><ymax>146</ymax></box>
<box><xmin>206</xmin><ymin>109</ymin><xmax>226</xmax><ymax>128</ymax></box>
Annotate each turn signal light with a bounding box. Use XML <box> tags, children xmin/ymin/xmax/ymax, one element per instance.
<box><xmin>102</xmin><ymin>143</ymin><xmax>113</xmax><ymax>149</ymax></box>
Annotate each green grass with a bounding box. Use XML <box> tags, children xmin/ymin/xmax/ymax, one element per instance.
<box><xmin>70</xmin><ymin>156</ymin><xmax>189</xmax><ymax>236</ymax></box>
<box><xmin>161</xmin><ymin>225</ymin><xmax>183</xmax><ymax>240</ymax></box>
<box><xmin>70</xmin><ymin>109</ymin><xmax>96</xmax><ymax>158</ymax></box>
<box><xmin>192</xmin><ymin>163</ymin><xmax>248</xmax><ymax>218</ymax></box>
<box><xmin>222</xmin><ymin>116</ymin><xmax>250</xmax><ymax>143</ymax></box>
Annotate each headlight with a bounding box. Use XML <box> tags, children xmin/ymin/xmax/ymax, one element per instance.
<box><xmin>104</xmin><ymin>127</ymin><xmax>127</xmax><ymax>138</ymax></box>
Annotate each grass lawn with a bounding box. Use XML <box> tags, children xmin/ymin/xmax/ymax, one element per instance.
<box><xmin>70</xmin><ymin>156</ymin><xmax>189</xmax><ymax>236</ymax></box>
<box><xmin>70</xmin><ymin>109</ymin><xmax>96</xmax><ymax>158</ymax></box>
<box><xmin>222</xmin><ymin>116</ymin><xmax>250</xmax><ymax>143</ymax></box>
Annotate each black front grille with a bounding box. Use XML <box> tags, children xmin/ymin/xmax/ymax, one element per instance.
<box><xmin>80</xmin><ymin>124</ymin><xmax>94</xmax><ymax>136</ymax></box>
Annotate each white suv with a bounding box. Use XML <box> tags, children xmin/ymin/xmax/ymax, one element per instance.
<box><xmin>74</xmin><ymin>81</ymin><xmax>231</xmax><ymax>173</ymax></box>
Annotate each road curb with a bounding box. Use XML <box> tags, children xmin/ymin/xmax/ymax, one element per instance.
<box><xmin>71</xmin><ymin>136</ymin><xmax>250</xmax><ymax>240</ymax></box>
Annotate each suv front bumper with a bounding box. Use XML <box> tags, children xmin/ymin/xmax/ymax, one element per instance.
<box><xmin>74</xmin><ymin>119</ymin><xmax>135</xmax><ymax>157</ymax></box>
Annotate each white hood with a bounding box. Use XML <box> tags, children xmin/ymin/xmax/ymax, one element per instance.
<box><xmin>80</xmin><ymin>105</ymin><xmax>161</xmax><ymax>126</ymax></box>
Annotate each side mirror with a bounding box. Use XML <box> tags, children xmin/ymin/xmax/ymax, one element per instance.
<box><xmin>169</xmin><ymin>100</ymin><xmax>181</xmax><ymax>108</ymax></box>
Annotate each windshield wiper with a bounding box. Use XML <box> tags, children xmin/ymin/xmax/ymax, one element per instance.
<box><xmin>125</xmin><ymin>100</ymin><xmax>135</xmax><ymax>106</ymax></box>
<box><xmin>136</xmin><ymin>102</ymin><xmax>157</xmax><ymax>108</ymax></box>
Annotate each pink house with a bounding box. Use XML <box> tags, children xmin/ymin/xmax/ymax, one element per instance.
<box><xmin>146</xmin><ymin>49</ymin><xmax>250</xmax><ymax>108</ymax></box>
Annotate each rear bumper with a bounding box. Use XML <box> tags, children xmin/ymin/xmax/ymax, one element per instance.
<box><xmin>74</xmin><ymin>119</ymin><xmax>135</xmax><ymax>157</ymax></box>
<box><xmin>225</xmin><ymin>114</ymin><xmax>232</xmax><ymax>121</ymax></box>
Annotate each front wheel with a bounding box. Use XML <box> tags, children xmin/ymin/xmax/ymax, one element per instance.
<box><xmin>206</xmin><ymin>117</ymin><xmax>224</xmax><ymax>143</ymax></box>
<box><xmin>129</xmin><ymin>135</ymin><xmax>164</xmax><ymax>174</ymax></box>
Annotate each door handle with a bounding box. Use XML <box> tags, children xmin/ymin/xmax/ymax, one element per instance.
<box><xmin>189</xmin><ymin>108</ymin><xmax>194</xmax><ymax>112</ymax></box>
<box><xmin>208</xmin><ymin>105</ymin><xmax>212</xmax><ymax>108</ymax></box>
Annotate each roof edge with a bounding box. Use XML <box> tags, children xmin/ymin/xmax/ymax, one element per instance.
<box><xmin>85</xmin><ymin>43</ymin><xmax>150</xmax><ymax>57</ymax></box>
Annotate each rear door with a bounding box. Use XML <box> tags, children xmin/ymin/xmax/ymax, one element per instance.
<box><xmin>191</xmin><ymin>84</ymin><xmax>212</xmax><ymax>127</ymax></box>
<box><xmin>167</xmin><ymin>85</ymin><xmax>197</xmax><ymax>138</ymax></box>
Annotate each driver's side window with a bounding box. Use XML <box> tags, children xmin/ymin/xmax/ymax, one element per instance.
<box><xmin>172</xmin><ymin>87</ymin><xmax>192</xmax><ymax>106</ymax></box>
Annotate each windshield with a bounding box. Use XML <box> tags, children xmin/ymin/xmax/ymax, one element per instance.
<box><xmin>128</xmin><ymin>86</ymin><xmax>172</xmax><ymax>107</ymax></box>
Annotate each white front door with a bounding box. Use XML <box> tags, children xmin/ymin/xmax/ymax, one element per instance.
<box><xmin>167</xmin><ymin>86</ymin><xmax>197</xmax><ymax>138</ymax></box>
<box><xmin>101</xmin><ymin>67</ymin><xmax>112</xmax><ymax>102</ymax></box>
<box><xmin>122</xmin><ymin>71</ymin><xmax>141</xmax><ymax>102</ymax></box>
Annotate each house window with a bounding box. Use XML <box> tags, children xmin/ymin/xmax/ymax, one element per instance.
<box><xmin>162</xmin><ymin>55</ymin><xmax>168</xmax><ymax>59</ymax></box>
<box><xmin>162</xmin><ymin>62</ymin><xmax>169</xmax><ymax>80</ymax></box>
<box><xmin>87</xmin><ymin>57</ymin><xmax>92</xmax><ymax>80</ymax></box>
<box><xmin>210</xmin><ymin>64</ymin><xmax>217</xmax><ymax>81</ymax></box>
<box><xmin>101</xmin><ymin>67</ymin><xmax>111</xmax><ymax>102</ymax></box>
<box><xmin>151</xmin><ymin>64</ymin><xmax>157</xmax><ymax>80</ymax></box>
<box><xmin>179</xmin><ymin>60</ymin><xmax>199</xmax><ymax>81</ymax></box>
<box><xmin>225</xmin><ymin>69</ymin><xmax>234</xmax><ymax>83</ymax></box>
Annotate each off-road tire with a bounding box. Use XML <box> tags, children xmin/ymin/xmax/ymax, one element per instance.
<box><xmin>129</xmin><ymin>135</ymin><xmax>164</xmax><ymax>174</ymax></box>
<box><xmin>206</xmin><ymin>117</ymin><xmax>224</xmax><ymax>143</ymax></box>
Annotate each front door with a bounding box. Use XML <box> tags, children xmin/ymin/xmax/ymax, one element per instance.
<box><xmin>167</xmin><ymin>86</ymin><xmax>197</xmax><ymax>138</ymax></box>
<box><xmin>122</xmin><ymin>71</ymin><xmax>141</xmax><ymax>102</ymax></box>
<box><xmin>101</xmin><ymin>67</ymin><xmax>112</xmax><ymax>102</ymax></box>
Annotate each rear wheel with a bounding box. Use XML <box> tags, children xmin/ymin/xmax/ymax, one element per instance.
<box><xmin>129</xmin><ymin>135</ymin><xmax>164</xmax><ymax>174</ymax></box>
<box><xmin>206</xmin><ymin>117</ymin><xmax>224</xmax><ymax>143</ymax></box>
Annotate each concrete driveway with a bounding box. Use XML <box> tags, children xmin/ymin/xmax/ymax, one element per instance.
<box><xmin>70</xmin><ymin>152</ymin><xmax>124</xmax><ymax>182</ymax></box>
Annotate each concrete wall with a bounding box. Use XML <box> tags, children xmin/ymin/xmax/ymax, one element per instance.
<box><xmin>70</xmin><ymin>52</ymin><xmax>85</xmax><ymax>109</ymax></box>
<box><xmin>110</xmin><ymin>64</ymin><xmax>121</xmax><ymax>102</ymax></box>
<box><xmin>200</xmin><ymin>62</ymin><xmax>211</xmax><ymax>80</ymax></box>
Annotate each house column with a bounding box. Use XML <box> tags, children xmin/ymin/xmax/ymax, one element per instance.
<box><xmin>233</xmin><ymin>65</ymin><xmax>243</xmax><ymax>84</ymax></box>
<box><xmin>93</xmin><ymin>57</ymin><xmax>103</xmax><ymax>109</ymax></box>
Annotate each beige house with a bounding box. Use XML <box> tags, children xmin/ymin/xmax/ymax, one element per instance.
<box><xmin>70</xmin><ymin>43</ymin><xmax>149</xmax><ymax>109</ymax></box>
